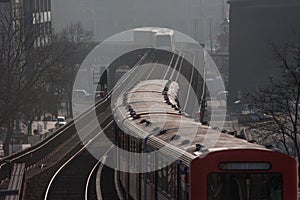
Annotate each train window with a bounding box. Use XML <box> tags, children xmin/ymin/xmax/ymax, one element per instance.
<box><xmin>208</xmin><ymin>173</ymin><xmax>282</xmax><ymax>200</ymax></box>
<box><xmin>157</xmin><ymin>157</ymin><xmax>164</xmax><ymax>190</ymax></box>
<box><xmin>156</xmin><ymin>156</ymin><xmax>169</xmax><ymax>194</ymax></box>
<box><xmin>168</xmin><ymin>163</ymin><xmax>178</xmax><ymax>198</ymax></box>
<box><xmin>179</xmin><ymin>166</ymin><xmax>189</xmax><ymax>200</ymax></box>
<box><xmin>147</xmin><ymin>148</ymin><xmax>155</xmax><ymax>184</ymax></box>
<box><xmin>129</xmin><ymin>139</ymin><xmax>135</xmax><ymax>170</ymax></box>
<box><xmin>219</xmin><ymin>162</ymin><xmax>271</xmax><ymax>171</ymax></box>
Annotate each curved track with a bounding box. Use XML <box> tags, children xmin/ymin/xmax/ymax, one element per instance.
<box><xmin>41</xmin><ymin>51</ymin><xmax>158</xmax><ymax>199</ymax></box>
<box><xmin>0</xmin><ymin>48</ymin><xmax>200</xmax><ymax>200</ymax></box>
<box><xmin>85</xmin><ymin>157</ymin><xmax>102</xmax><ymax>200</ymax></box>
<box><xmin>44</xmin><ymin>122</ymin><xmax>113</xmax><ymax>200</ymax></box>
<box><xmin>42</xmin><ymin>50</ymin><xmax>182</xmax><ymax>199</ymax></box>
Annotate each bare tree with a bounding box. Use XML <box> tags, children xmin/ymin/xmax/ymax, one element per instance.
<box><xmin>57</xmin><ymin>22</ymin><xmax>95</xmax><ymax>117</ymax></box>
<box><xmin>249</xmin><ymin>38</ymin><xmax>300</xmax><ymax>184</ymax></box>
<box><xmin>0</xmin><ymin>4</ymin><xmax>68</xmax><ymax>155</ymax></box>
<box><xmin>59</xmin><ymin>22</ymin><xmax>93</xmax><ymax>44</ymax></box>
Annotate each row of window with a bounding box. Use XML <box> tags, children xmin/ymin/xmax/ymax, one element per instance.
<box><xmin>116</xmin><ymin>128</ymin><xmax>190</xmax><ymax>199</ymax></box>
<box><xmin>32</xmin><ymin>11</ymin><xmax>51</xmax><ymax>24</ymax></box>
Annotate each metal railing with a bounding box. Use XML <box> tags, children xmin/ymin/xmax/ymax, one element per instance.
<box><xmin>0</xmin><ymin>95</ymin><xmax>111</xmax><ymax>182</ymax></box>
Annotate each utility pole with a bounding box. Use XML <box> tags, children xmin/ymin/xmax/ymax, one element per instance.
<box><xmin>209</xmin><ymin>18</ymin><xmax>213</xmax><ymax>53</ymax></box>
<box><xmin>199</xmin><ymin>0</ymin><xmax>203</xmax><ymax>43</ymax></box>
<box><xmin>194</xmin><ymin>18</ymin><xmax>197</xmax><ymax>41</ymax></box>
<box><xmin>222</xmin><ymin>0</ymin><xmax>225</xmax><ymax>20</ymax></box>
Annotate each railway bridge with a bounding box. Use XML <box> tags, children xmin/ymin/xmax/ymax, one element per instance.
<box><xmin>0</xmin><ymin>47</ymin><xmax>207</xmax><ymax>199</ymax></box>
<box><xmin>0</xmin><ymin>29</ymin><xmax>294</xmax><ymax>200</ymax></box>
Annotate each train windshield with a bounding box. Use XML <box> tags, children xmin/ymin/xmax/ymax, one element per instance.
<box><xmin>208</xmin><ymin>173</ymin><xmax>282</xmax><ymax>200</ymax></box>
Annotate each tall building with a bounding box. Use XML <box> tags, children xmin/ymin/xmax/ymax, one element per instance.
<box><xmin>228</xmin><ymin>0</ymin><xmax>300</xmax><ymax>105</ymax></box>
<box><xmin>0</xmin><ymin>0</ymin><xmax>52</xmax><ymax>47</ymax></box>
<box><xmin>0</xmin><ymin>0</ymin><xmax>24</xmax><ymax>30</ymax></box>
<box><xmin>24</xmin><ymin>0</ymin><xmax>52</xmax><ymax>46</ymax></box>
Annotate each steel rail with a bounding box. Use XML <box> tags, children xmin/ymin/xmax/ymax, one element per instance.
<box><xmin>43</xmin><ymin>50</ymin><xmax>152</xmax><ymax>199</ymax></box>
<box><xmin>169</xmin><ymin>51</ymin><xmax>183</xmax><ymax>80</ymax></box>
<box><xmin>162</xmin><ymin>52</ymin><xmax>177</xmax><ymax>80</ymax></box>
<box><xmin>0</xmin><ymin>50</ymin><xmax>151</xmax><ymax>182</ymax></box>
<box><xmin>183</xmin><ymin>51</ymin><xmax>196</xmax><ymax>111</ymax></box>
<box><xmin>84</xmin><ymin>146</ymin><xmax>113</xmax><ymax>200</ymax></box>
<box><xmin>43</xmin><ymin>121</ymin><xmax>113</xmax><ymax>200</ymax></box>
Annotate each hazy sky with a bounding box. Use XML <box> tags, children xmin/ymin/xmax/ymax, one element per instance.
<box><xmin>51</xmin><ymin>0</ymin><xmax>228</xmax><ymax>42</ymax></box>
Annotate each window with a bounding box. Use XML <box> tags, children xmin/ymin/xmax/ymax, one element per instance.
<box><xmin>208</xmin><ymin>173</ymin><xmax>282</xmax><ymax>200</ymax></box>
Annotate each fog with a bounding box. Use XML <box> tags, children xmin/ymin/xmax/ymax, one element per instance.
<box><xmin>51</xmin><ymin>0</ymin><xmax>228</xmax><ymax>43</ymax></box>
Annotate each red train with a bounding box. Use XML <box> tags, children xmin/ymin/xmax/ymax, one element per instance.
<box><xmin>113</xmin><ymin>80</ymin><xmax>298</xmax><ymax>200</ymax></box>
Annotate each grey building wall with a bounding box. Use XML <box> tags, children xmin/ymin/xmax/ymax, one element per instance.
<box><xmin>228</xmin><ymin>0</ymin><xmax>300</xmax><ymax>105</ymax></box>
<box><xmin>51</xmin><ymin>0</ymin><xmax>228</xmax><ymax>43</ymax></box>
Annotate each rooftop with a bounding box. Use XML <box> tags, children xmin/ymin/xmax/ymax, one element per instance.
<box><xmin>114</xmin><ymin>80</ymin><xmax>266</xmax><ymax>158</ymax></box>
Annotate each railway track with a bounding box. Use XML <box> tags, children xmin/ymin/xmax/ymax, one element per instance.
<box><xmin>0</xmin><ymin>89</ymin><xmax>113</xmax><ymax>184</ymax></box>
<box><xmin>44</xmin><ymin>122</ymin><xmax>114</xmax><ymax>200</ymax></box>
<box><xmin>85</xmin><ymin>157</ymin><xmax>102</xmax><ymax>200</ymax></box>
<box><xmin>40</xmin><ymin>50</ymin><xmax>184</xmax><ymax>200</ymax></box>
<box><xmin>99</xmin><ymin>164</ymin><xmax>120</xmax><ymax>200</ymax></box>
<box><xmin>24</xmin><ymin>106</ymin><xmax>113</xmax><ymax>199</ymax></box>
<box><xmin>85</xmin><ymin>148</ymin><xmax>120</xmax><ymax>200</ymax></box>
<box><xmin>41</xmin><ymin>51</ymin><xmax>159</xmax><ymax>200</ymax></box>
<box><xmin>0</xmin><ymin>48</ymin><xmax>198</xmax><ymax>199</ymax></box>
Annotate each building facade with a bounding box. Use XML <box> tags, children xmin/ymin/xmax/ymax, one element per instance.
<box><xmin>228</xmin><ymin>0</ymin><xmax>300</xmax><ymax>105</ymax></box>
<box><xmin>23</xmin><ymin>0</ymin><xmax>52</xmax><ymax>46</ymax></box>
<box><xmin>0</xmin><ymin>0</ymin><xmax>52</xmax><ymax>46</ymax></box>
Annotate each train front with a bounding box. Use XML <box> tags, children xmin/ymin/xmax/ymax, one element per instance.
<box><xmin>189</xmin><ymin>149</ymin><xmax>298</xmax><ymax>200</ymax></box>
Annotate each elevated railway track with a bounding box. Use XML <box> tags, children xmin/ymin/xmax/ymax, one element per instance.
<box><xmin>43</xmin><ymin>122</ymin><xmax>114</xmax><ymax>200</ymax></box>
<box><xmin>0</xmin><ymin>48</ymin><xmax>201</xmax><ymax>199</ymax></box>
<box><xmin>39</xmin><ymin>50</ymin><xmax>188</xmax><ymax>200</ymax></box>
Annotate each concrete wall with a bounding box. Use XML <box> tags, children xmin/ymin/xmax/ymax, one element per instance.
<box><xmin>228</xmin><ymin>0</ymin><xmax>300</xmax><ymax>105</ymax></box>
